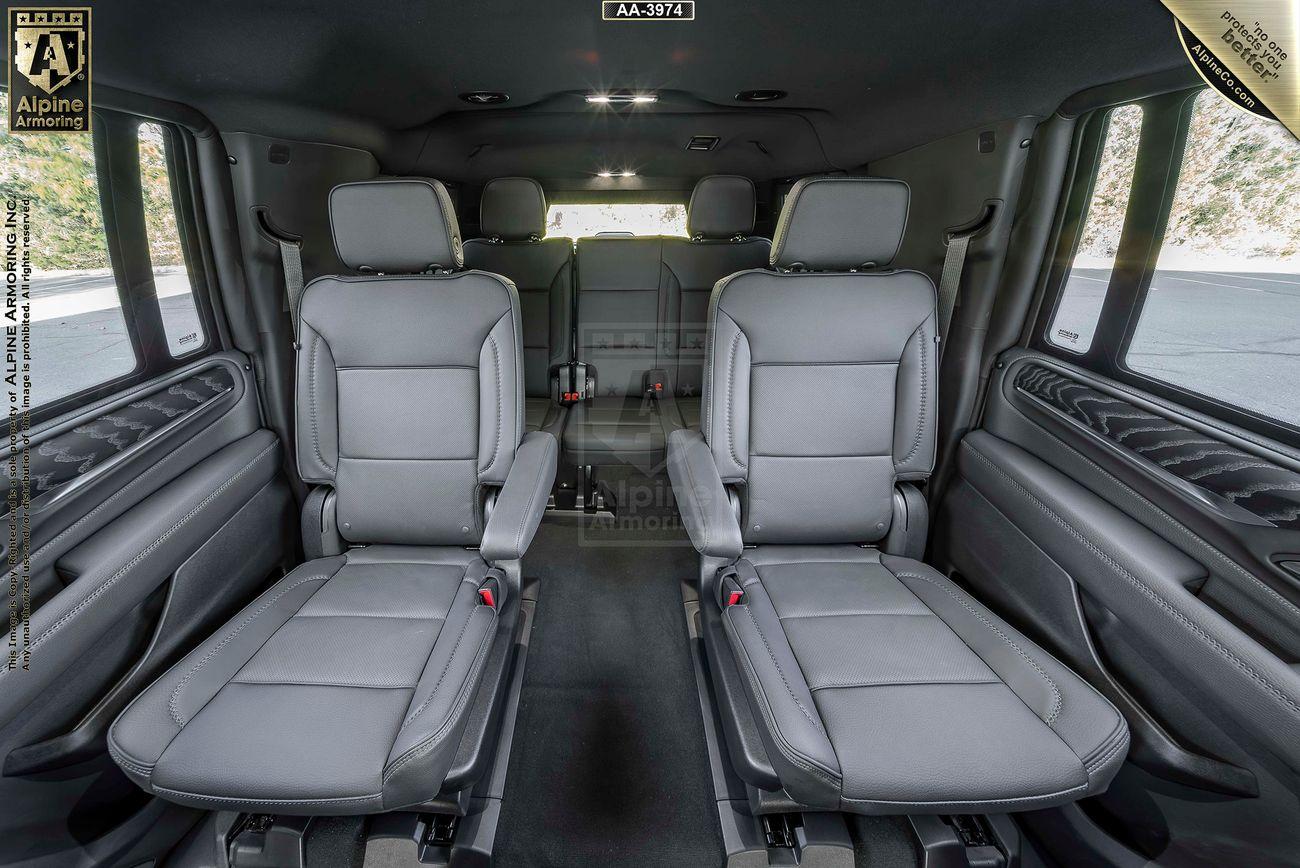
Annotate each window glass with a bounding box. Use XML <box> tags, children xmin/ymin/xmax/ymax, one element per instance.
<box><xmin>546</xmin><ymin>203</ymin><xmax>686</xmax><ymax>238</ymax></box>
<box><xmin>0</xmin><ymin>93</ymin><xmax>136</xmax><ymax>408</ymax></box>
<box><xmin>138</xmin><ymin>122</ymin><xmax>205</xmax><ymax>356</ymax></box>
<box><xmin>1127</xmin><ymin>92</ymin><xmax>1300</xmax><ymax>427</ymax></box>
<box><xmin>1048</xmin><ymin>104</ymin><xmax>1144</xmax><ymax>352</ymax></box>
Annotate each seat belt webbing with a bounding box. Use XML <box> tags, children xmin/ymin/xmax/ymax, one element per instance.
<box><xmin>936</xmin><ymin>230</ymin><xmax>972</xmax><ymax>356</ymax></box>
<box><xmin>278</xmin><ymin>238</ymin><xmax>305</xmax><ymax>342</ymax></box>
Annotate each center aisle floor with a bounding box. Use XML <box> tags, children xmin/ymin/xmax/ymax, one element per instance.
<box><xmin>493</xmin><ymin>512</ymin><xmax>723</xmax><ymax>867</ymax></box>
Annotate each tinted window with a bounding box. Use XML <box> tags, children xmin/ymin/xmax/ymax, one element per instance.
<box><xmin>1</xmin><ymin>93</ymin><xmax>137</xmax><ymax>408</ymax></box>
<box><xmin>139</xmin><ymin>122</ymin><xmax>206</xmax><ymax>356</ymax></box>
<box><xmin>1047</xmin><ymin>104</ymin><xmax>1143</xmax><ymax>353</ymax></box>
<box><xmin>546</xmin><ymin>203</ymin><xmax>686</xmax><ymax>237</ymax></box>
<box><xmin>1126</xmin><ymin>93</ymin><xmax>1300</xmax><ymax>427</ymax></box>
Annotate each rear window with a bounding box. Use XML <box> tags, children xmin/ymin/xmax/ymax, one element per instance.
<box><xmin>546</xmin><ymin>203</ymin><xmax>686</xmax><ymax>238</ymax></box>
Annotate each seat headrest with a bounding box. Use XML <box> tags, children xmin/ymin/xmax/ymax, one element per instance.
<box><xmin>687</xmin><ymin>175</ymin><xmax>756</xmax><ymax>240</ymax></box>
<box><xmin>480</xmin><ymin>177</ymin><xmax>547</xmax><ymax>241</ymax></box>
<box><xmin>770</xmin><ymin>177</ymin><xmax>910</xmax><ymax>271</ymax></box>
<box><xmin>329</xmin><ymin>178</ymin><xmax>463</xmax><ymax>273</ymax></box>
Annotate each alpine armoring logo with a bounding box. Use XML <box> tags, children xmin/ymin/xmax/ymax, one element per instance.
<box><xmin>8</xmin><ymin>8</ymin><xmax>91</xmax><ymax>133</ymax></box>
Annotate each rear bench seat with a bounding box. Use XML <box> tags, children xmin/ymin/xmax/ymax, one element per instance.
<box><xmin>565</xmin><ymin>235</ymin><xmax>669</xmax><ymax>470</ymax></box>
<box><xmin>661</xmin><ymin>176</ymin><xmax>771</xmax><ymax>430</ymax></box>
<box><xmin>563</xmin><ymin>175</ymin><xmax>771</xmax><ymax>468</ymax></box>
<box><xmin>463</xmin><ymin>177</ymin><xmax>572</xmax><ymax>435</ymax></box>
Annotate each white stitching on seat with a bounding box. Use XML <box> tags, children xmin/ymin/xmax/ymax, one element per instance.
<box><xmin>401</xmin><ymin>604</ymin><xmax>485</xmax><ymax>729</ymax></box>
<box><xmin>382</xmin><ymin>607</ymin><xmax>499</xmax><ymax>782</ymax></box>
<box><xmin>891</xmin><ymin>568</ymin><xmax>1063</xmax><ymax>726</ymax></box>
<box><xmin>1085</xmin><ymin>729</ymin><xmax>1130</xmax><ymax>773</ymax></box>
<box><xmin>738</xmin><ymin>605</ymin><xmax>827</xmax><ymax>735</ymax></box>
<box><xmin>308</xmin><ymin>334</ymin><xmax>334</xmax><ymax>473</ymax></box>
<box><xmin>897</xmin><ymin>323</ymin><xmax>929</xmax><ymax>466</ymax></box>
<box><xmin>725</xmin><ymin>331</ymin><xmax>746</xmax><ymax>471</ymax></box>
<box><xmin>168</xmin><ymin>569</ymin><xmax>332</xmax><ymax>726</ymax></box>
<box><xmin>478</xmin><ymin>333</ymin><xmax>503</xmax><ymax>478</ymax></box>
<box><xmin>965</xmin><ymin>441</ymin><xmax>1300</xmax><ymax>717</ymax></box>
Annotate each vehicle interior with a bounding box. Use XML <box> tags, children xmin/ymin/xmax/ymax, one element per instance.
<box><xmin>3</xmin><ymin>2</ymin><xmax>1300</xmax><ymax>866</ymax></box>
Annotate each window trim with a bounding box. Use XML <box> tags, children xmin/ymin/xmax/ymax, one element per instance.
<box><xmin>24</xmin><ymin>106</ymin><xmax>222</xmax><ymax>425</ymax></box>
<box><xmin>140</xmin><ymin>119</ymin><xmax>217</xmax><ymax>361</ymax></box>
<box><xmin>1032</xmin><ymin>85</ymin><xmax>1300</xmax><ymax>446</ymax></box>
<box><xmin>1037</xmin><ymin>104</ymin><xmax>1130</xmax><ymax>358</ymax></box>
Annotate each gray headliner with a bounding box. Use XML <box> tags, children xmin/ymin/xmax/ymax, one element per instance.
<box><xmin>24</xmin><ymin>0</ymin><xmax>1187</xmax><ymax>180</ymax></box>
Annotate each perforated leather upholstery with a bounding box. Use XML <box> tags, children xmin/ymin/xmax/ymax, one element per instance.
<box><xmin>110</xmin><ymin>178</ymin><xmax>555</xmax><ymax>814</ymax></box>
<box><xmin>669</xmin><ymin>176</ymin><xmax>1128</xmax><ymax>815</ymax></box>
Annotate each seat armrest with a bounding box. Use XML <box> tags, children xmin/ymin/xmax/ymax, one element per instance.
<box><xmin>667</xmin><ymin>428</ymin><xmax>743</xmax><ymax>560</ymax></box>
<box><xmin>481</xmin><ymin>431</ymin><xmax>558</xmax><ymax>565</ymax></box>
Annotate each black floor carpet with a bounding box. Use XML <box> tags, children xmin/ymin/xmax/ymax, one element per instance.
<box><xmin>493</xmin><ymin>512</ymin><xmax>723</xmax><ymax>867</ymax></box>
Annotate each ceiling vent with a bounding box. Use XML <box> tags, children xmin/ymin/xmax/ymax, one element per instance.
<box><xmin>686</xmin><ymin>135</ymin><xmax>720</xmax><ymax>151</ymax></box>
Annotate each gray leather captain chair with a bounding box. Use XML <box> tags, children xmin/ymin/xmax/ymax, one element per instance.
<box><xmin>108</xmin><ymin>178</ymin><xmax>557</xmax><ymax>815</ymax></box>
<box><xmin>667</xmin><ymin>177</ymin><xmax>1128</xmax><ymax>814</ymax></box>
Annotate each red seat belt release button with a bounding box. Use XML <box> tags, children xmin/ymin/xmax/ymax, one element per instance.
<box><xmin>727</xmin><ymin>591</ymin><xmax>743</xmax><ymax>607</ymax></box>
<box><xmin>478</xmin><ymin>588</ymin><xmax>496</xmax><ymax>608</ymax></box>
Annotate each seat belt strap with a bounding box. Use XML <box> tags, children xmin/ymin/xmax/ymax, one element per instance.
<box><xmin>278</xmin><ymin>238</ymin><xmax>305</xmax><ymax>343</ymax></box>
<box><xmin>937</xmin><ymin>230</ymin><xmax>972</xmax><ymax>357</ymax></box>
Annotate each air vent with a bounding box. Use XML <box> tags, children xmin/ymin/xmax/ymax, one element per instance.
<box><xmin>686</xmin><ymin>136</ymin><xmax>719</xmax><ymax>151</ymax></box>
<box><xmin>459</xmin><ymin>91</ymin><xmax>509</xmax><ymax>105</ymax></box>
<box><xmin>735</xmin><ymin>89</ymin><xmax>787</xmax><ymax>103</ymax></box>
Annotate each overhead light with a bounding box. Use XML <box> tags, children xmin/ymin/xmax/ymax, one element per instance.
<box><xmin>735</xmin><ymin>89</ymin><xmax>787</xmax><ymax>103</ymax></box>
<box><xmin>459</xmin><ymin>91</ymin><xmax>509</xmax><ymax>105</ymax></box>
<box><xmin>597</xmin><ymin>171</ymin><xmax>637</xmax><ymax>178</ymax></box>
<box><xmin>586</xmin><ymin>93</ymin><xmax>658</xmax><ymax>105</ymax></box>
<box><xmin>686</xmin><ymin>135</ymin><xmax>720</xmax><ymax>151</ymax></box>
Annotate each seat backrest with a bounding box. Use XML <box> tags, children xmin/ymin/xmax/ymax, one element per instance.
<box><xmin>297</xmin><ymin>178</ymin><xmax>523</xmax><ymax>546</ymax></box>
<box><xmin>702</xmin><ymin>177</ymin><xmax>935</xmax><ymax>545</ymax></box>
<box><xmin>662</xmin><ymin>176</ymin><xmax>771</xmax><ymax>398</ymax></box>
<box><xmin>463</xmin><ymin>177</ymin><xmax>572</xmax><ymax>398</ymax></box>
<box><xmin>574</xmin><ymin>235</ymin><xmax>666</xmax><ymax>397</ymax></box>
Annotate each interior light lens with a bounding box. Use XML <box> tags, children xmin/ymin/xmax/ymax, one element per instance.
<box><xmin>596</xmin><ymin>171</ymin><xmax>637</xmax><ymax>178</ymax></box>
<box><xmin>586</xmin><ymin>93</ymin><xmax>658</xmax><ymax>105</ymax></box>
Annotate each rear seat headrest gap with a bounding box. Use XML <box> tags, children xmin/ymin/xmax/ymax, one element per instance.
<box><xmin>687</xmin><ymin>175</ymin><xmax>757</xmax><ymax>240</ymax></box>
<box><xmin>480</xmin><ymin>176</ymin><xmax>548</xmax><ymax>242</ymax></box>
<box><xmin>770</xmin><ymin>176</ymin><xmax>910</xmax><ymax>271</ymax></box>
<box><xmin>329</xmin><ymin>177</ymin><xmax>464</xmax><ymax>273</ymax></box>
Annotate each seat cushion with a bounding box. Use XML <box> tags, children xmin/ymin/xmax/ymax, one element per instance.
<box><xmin>108</xmin><ymin>547</ymin><xmax>505</xmax><ymax>815</ymax></box>
<box><xmin>562</xmin><ymin>396</ymin><xmax>670</xmax><ymax>469</ymax></box>
<box><xmin>719</xmin><ymin>546</ymin><xmax>1128</xmax><ymax>813</ymax></box>
<box><xmin>675</xmin><ymin>396</ymin><xmax>701</xmax><ymax>430</ymax></box>
<box><xmin>525</xmin><ymin>396</ymin><xmax>567</xmax><ymax>435</ymax></box>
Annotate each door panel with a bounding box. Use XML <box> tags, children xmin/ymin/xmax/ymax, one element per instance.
<box><xmin>0</xmin><ymin>351</ymin><xmax>295</xmax><ymax>865</ymax></box>
<box><xmin>937</xmin><ymin>348</ymin><xmax>1300</xmax><ymax>864</ymax></box>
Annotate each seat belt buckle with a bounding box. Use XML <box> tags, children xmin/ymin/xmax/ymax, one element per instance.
<box><xmin>718</xmin><ymin>568</ymin><xmax>745</xmax><ymax>607</ymax></box>
<box><xmin>553</xmin><ymin>362</ymin><xmax>591</xmax><ymax>406</ymax></box>
<box><xmin>477</xmin><ymin>569</ymin><xmax>506</xmax><ymax>611</ymax></box>
<box><xmin>643</xmin><ymin>368</ymin><xmax>667</xmax><ymax>399</ymax></box>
